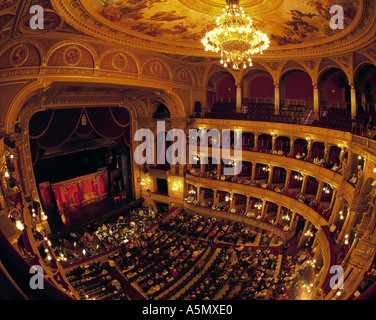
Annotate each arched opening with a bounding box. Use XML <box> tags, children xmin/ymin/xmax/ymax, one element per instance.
<box><xmin>280</xmin><ymin>70</ymin><xmax>313</xmax><ymax>110</ymax></box>
<box><xmin>274</xmin><ymin>136</ymin><xmax>290</xmax><ymax>155</ymax></box>
<box><xmin>354</xmin><ymin>64</ymin><xmax>376</xmax><ymax>133</ymax></box>
<box><xmin>318</xmin><ymin>68</ymin><xmax>350</xmax><ymax>112</ymax></box>
<box><xmin>257</xmin><ymin>134</ymin><xmax>272</xmax><ymax>152</ymax></box>
<box><xmin>153</xmin><ymin>103</ymin><xmax>170</xmax><ymax>119</ymax></box>
<box><xmin>205</xmin><ymin>72</ymin><xmax>236</xmax><ymax>117</ymax></box>
<box><xmin>293</xmin><ymin>138</ymin><xmax>308</xmax><ymax>158</ymax></box>
<box><xmin>29</xmin><ymin>107</ymin><xmax>133</xmax><ymax>233</ymax></box>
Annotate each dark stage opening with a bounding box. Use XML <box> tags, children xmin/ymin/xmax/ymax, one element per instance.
<box><xmin>29</xmin><ymin>107</ymin><xmax>135</xmax><ymax>234</ymax></box>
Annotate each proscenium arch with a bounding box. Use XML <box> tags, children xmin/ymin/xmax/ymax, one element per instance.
<box><xmin>18</xmin><ymin>99</ymin><xmax>138</xmax><ymax>206</ymax></box>
<box><xmin>3</xmin><ymin>75</ymin><xmax>180</xmax><ymax>135</ymax></box>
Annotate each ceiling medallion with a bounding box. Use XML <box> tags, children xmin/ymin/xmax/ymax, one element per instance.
<box><xmin>201</xmin><ymin>0</ymin><xmax>269</xmax><ymax>70</ymax></box>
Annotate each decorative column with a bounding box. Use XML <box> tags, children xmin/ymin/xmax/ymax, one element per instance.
<box><xmin>260</xmin><ymin>199</ymin><xmax>267</xmax><ymax>218</ymax></box>
<box><xmin>229</xmin><ymin>192</ymin><xmax>235</xmax><ymax>210</ymax></box>
<box><xmin>254</xmin><ymin>133</ymin><xmax>259</xmax><ymax>151</ymax></box>
<box><xmin>245</xmin><ymin>195</ymin><xmax>250</xmax><ymax>212</ymax></box>
<box><xmin>272</xmin><ymin>134</ymin><xmax>277</xmax><ymax>151</ymax></box>
<box><xmin>289</xmin><ymin>138</ymin><xmax>295</xmax><ymax>157</ymax></box>
<box><xmin>197</xmin><ymin>186</ymin><xmax>202</xmax><ymax>203</ymax></box>
<box><xmin>268</xmin><ymin>165</ymin><xmax>274</xmax><ymax>185</ymax></box>
<box><xmin>276</xmin><ymin>205</ymin><xmax>282</xmax><ymax>224</ymax></box>
<box><xmin>350</xmin><ymin>83</ymin><xmax>357</xmax><ymax>119</ymax></box>
<box><xmin>324</xmin><ymin>143</ymin><xmax>331</xmax><ymax>162</ymax></box>
<box><xmin>274</xmin><ymin>83</ymin><xmax>280</xmax><ymax>115</ymax></box>
<box><xmin>298</xmin><ymin>220</ymin><xmax>310</xmax><ymax>247</ymax></box>
<box><xmin>306</xmin><ymin>138</ymin><xmax>312</xmax><ymax>160</ymax></box>
<box><xmin>289</xmin><ymin>211</ymin><xmax>297</xmax><ymax>230</ymax></box>
<box><xmin>213</xmin><ymin>189</ymin><xmax>218</xmax><ymax>205</ymax></box>
<box><xmin>313</xmin><ymin>83</ymin><xmax>320</xmax><ymax>117</ymax></box>
<box><xmin>236</xmin><ymin>83</ymin><xmax>242</xmax><ymax>113</ymax></box>
<box><xmin>329</xmin><ymin>193</ymin><xmax>344</xmax><ymax>225</ymax></box>
<box><xmin>301</xmin><ymin>174</ymin><xmax>309</xmax><ymax>194</ymax></box>
<box><xmin>284</xmin><ymin>169</ymin><xmax>291</xmax><ymax>190</ymax></box>
<box><xmin>337</xmin><ymin>209</ymin><xmax>358</xmax><ymax>245</ymax></box>
<box><xmin>251</xmin><ymin>162</ymin><xmax>257</xmax><ymax>181</ymax></box>
<box><xmin>315</xmin><ymin>181</ymin><xmax>325</xmax><ymax>202</ymax></box>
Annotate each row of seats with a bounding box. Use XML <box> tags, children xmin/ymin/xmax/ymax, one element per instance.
<box><xmin>66</xmin><ymin>261</ymin><xmax>128</xmax><ymax>300</ymax></box>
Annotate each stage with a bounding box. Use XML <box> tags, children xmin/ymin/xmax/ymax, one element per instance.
<box><xmin>47</xmin><ymin>197</ymin><xmax>143</xmax><ymax>240</ymax></box>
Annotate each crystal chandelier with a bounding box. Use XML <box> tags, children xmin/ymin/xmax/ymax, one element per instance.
<box><xmin>201</xmin><ymin>0</ymin><xmax>270</xmax><ymax>70</ymax></box>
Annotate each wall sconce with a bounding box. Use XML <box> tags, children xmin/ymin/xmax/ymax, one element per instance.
<box><xmin>323</xmin><ymin>186</ymin><xmax>331</xmax><ymax>194</ymax></box>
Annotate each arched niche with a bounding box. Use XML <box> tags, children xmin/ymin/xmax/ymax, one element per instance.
<box><xmin>242</xmin><ymin>69</ymin><xmax>274</xmax><ymax>105</ymax></box>
<box><xmin>280</xmin><ymin>70</ymin><xmax>313</xmax><ymax>109</ymax></box>
<box><xmin>355</xmin><ymin>63</ymin><xmax>376</xmax><ymax>112</ymax></box>
<box><xmin>318</xmin><ymin>68</ymin><xmax>350</xmax><ymax>112</ymax></box>
<box><xmin>206</xmin><ymin>71</ymin><xmax>235</xmax><ymax>111</ymax></box>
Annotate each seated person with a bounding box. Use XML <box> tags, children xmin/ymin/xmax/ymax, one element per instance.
<box><xmin>332</xmin><ymin>163</ymin><xmax>340</xmax><ymax>172</ymax></box>
<box><xmin>295</xmin><ymin>153</ymin><xmax>301</xmax><ymax>159</ymax></box>
<box><xmin>277</xmin><ymin>149</ymin><xmax>284</xmax><ymax>156</ymax></box>
<box><xmin>318</xmin><ymin>158</ymin><xmax>326</xmax><ymax>166</ymax></box>
<box><xmin>349</xmin><ymin>173</ymin><xmax>357</xmax><ymax>185</ymax></box>
<box><xmin>272</xmin><ymin>149</ymin><xmax>278</xmax><ymax>154</ymax></box>
<box><xmin>313</xmin><ymin>157</ymin><xmax>319</xmax><ymax>164</ymax></box>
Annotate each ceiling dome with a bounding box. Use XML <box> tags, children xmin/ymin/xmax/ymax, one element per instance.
<box><xmin>68</xmin><ymin>0</ymin><xmax>361</xmax><ymax>54</ymax></box>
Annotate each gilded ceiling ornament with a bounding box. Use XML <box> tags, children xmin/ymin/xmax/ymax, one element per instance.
<box><xmin>150</xmin><ymin>60</ymin><xmax>163</xmax><ymax>76</ymax></box>
<box><xmin>266</xmin><ymin>62</ymin><xmax>279</xmax><ymax>71</ymax></box>
<box><xmin>337</xmin><ymin>56</ymin><xmax>350</xmax><ymax>68</ymax></box>
<box><xmin>304</xmin><ymin>60</ymin><xmax>315</xmax><ymax>70</ymax></box>
<box><xmin>63</xmin><ymin>45</ymin><xmax>82</xmax><ymax>66</ymax></box>
<box><xmin>81</xmin><ymin>114</ymin><xmax>87</xmax><ymax>126</ymax></box>
<box><xmin>112</xmin><ymin>53</ymin><xmax>128</xmax><ymax>71</ymax></box>
<box><xmin>178</xmin><ymin>69</ymin><xmax>187</xmax><ymax>82</ymax></box>
<box><xmin>10</xmin><ymin>44</ymin><xmax>29</xmax><ymax>67</ymax></box>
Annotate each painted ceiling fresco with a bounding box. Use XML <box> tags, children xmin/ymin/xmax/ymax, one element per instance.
<box><xmin>86</xmin><ymin>0</ymin><xmax>359</xmax><ymax>47</ymax></box>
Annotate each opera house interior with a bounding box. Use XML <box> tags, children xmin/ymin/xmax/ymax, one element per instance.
<box><xmin>1</xmin><ymin>0</ymin><xmax>376</xmax><ymax>302</ymax></box>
